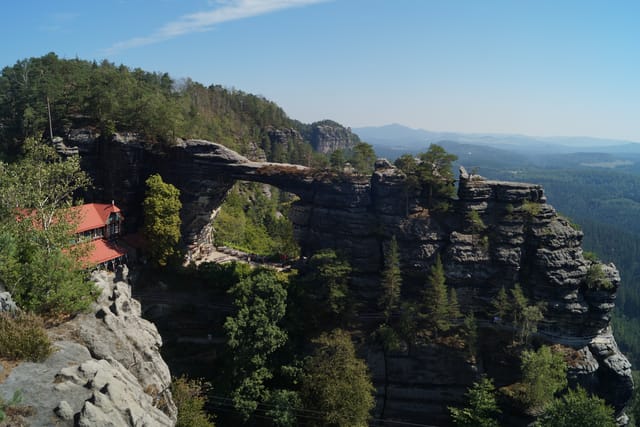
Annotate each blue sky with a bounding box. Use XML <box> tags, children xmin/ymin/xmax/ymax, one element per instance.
<box><xmin>1</xmin><ymin>0</ymin><xmax>639</xmax><ymax>141</ymax></box>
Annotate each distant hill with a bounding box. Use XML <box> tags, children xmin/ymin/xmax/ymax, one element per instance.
<box><xmin>354</xmin><ymin>123</ymin><xmax>640</xmax><ymax>159</ymax></box>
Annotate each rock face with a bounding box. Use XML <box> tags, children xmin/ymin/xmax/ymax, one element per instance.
<box><xmin>0</xmin><ymin>268</ymin><xmax>176</xmax><ymax>426</ymax></box>
<box><xmin>304</xmin><ymin>120</ymin><xmax>360</xmax><ymax>154</ymax></box>
<box><xmin>64</xmin><ymin>135</ymin><xmax>632</xmax><ymax>423</ymax></box>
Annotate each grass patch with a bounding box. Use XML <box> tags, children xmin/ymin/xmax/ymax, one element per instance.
<box><xmin>0</xmin><ymin>312</ymin><xmax>52</xmax><ymax>362</ymax></box>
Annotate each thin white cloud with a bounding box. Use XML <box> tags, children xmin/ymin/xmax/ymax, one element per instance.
<box><xmin>104</xmin><ymin>0</ymin><xmax>327</xmax><ymax>55</ymax></box>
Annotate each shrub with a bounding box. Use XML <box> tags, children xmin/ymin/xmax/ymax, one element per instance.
<box><xmin>583</xmin><ymin>251</ymin><xmax>599</xmax><ymax>262</ymax></box>
<box><xmin>171</xmin><ymin>376</ymin><xmax>215</xmax><ymax>427</ymax></box>
<box><xmin>0</xmin><ymin>312</ymin><xmax>52</xmax><ymax>362</ymax></box>
<box><xmin>585</xmin><ymin>264</ymin><xmax>613</xmax><ymax>290</ymax></box>
<box><xmin>521</xmin><ymin>200</ymin><xmax>541</xmax><ymax>218</ymax></box>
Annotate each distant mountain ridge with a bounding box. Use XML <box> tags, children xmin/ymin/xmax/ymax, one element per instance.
<box><xmin>353</xmin><ymin>123</ymin><xmax>640</xmax><ymax>157</ymax></box>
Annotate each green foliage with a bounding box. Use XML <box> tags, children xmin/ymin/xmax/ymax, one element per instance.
<box><xmin>394</xmin><ymin>144</ymin><xmax>458</xmax><ymax>210</ymax></box>
<box><xmin>583</xmin><ymin>251</ymin><xmax>599</xmax><ymax>262</ymax></box>
<box><xmin>379</xmin><ymin>236</ymin><xmax>402</xmax><ymax>323</ymax></box>
<box><xmin>264</xmin><ymin>389</ymin><xmax>301</xmax><ymax>427</ymax></box>
<box><xmin>448</xmin><ymin>288</ymin><xmax>462</xmax><ymax>319</ymax></box>
<box><xmin>349</xmin><ymin>142</ymin><xmax>377</xmax><ymax>175</ymax></box>
<box><xmin>521</xmin><ymin>200</ymin><xmax>542</xmax><ymax>218</ymax></box>
<box><xmin>0</xmin><ymin>312</ymin><xmax>52</xmax><ymax>362</ymax></box>
<box><xmin>535</xmin><ymin>386</ymin><xmax>616</xmax><ymax>427</ymax></box>
<box><xmin>0</xmin><ymin>237</ymin><xmax>96</xmax><ymax>315</ymax></box>
<box><xmin>224</xmin><ymin>270</ymin><xmax>288</xmax><ymax>420</ymax></box>
<box><xmin>491</xmin><ymin>287</ymin><xmax>510</xmax><ymax>320</ymax></box>
<box><xmin>214</xmin><ymin>184</ymin><xmax>299</xmax><ymax>259</ymax></box>
<box><xmin>171</xmin><ymin>376</ymin><xmax>215</xmax><ymax>427</ymax></box>
<box><xmin>466</xmin><ymin>210</ymin><xmax>487</xmax><ymax>234</ymax></box>
<box><xmin>0</xmin><ymin>390</ymin><xmax>25</xmax><ymax>423</ymax></box>
<box><xmin>585</xmin><ymin>263</ymin><xmax>613</xmax><ymax>290</ymax></box>
<box><xmin>301</xmin><ymin>329</ymin><xmax>375</xmax><ymax>427</ymax></box>
<box><xmin>462</xmin><ymin>312</ymin><xmax>478</xmax><ymax>358</ymax></box>
<box><xmin>329</xmin><ymin>149</ymin><xmax>346</xmax><ymax>171</ymax></box>
<box><xmin>519</xmin><ymin>346</ymin><xmax>567</xmax><ymax>412</ymax></box>
<box><xmin>627</xmin><ymin>371</ymin><xmax>640</xmax><ymax>426</ymax></box>
<box><xmin>417</xmin><ymin>144</ymin><xmax>458</xmax><ymax>206</ymax></box>
<box><xmin>196</xmin><ymin>261</ymin><xmax>252</xmax><ymax>291</ymax></box>
<box><xmin>0</xmin><ymin>54</ymin><xmax>358</xmax><ymax>164</ymax></box>
<box><xmin>449</xmin><ymin>377</ymin><xmax>501</xmax><ymax>427</ymax></box>
<box><xmin>508</xmin><ymin>283</ymin><xmax>545</xmax><ymax>344</ymax></box>
<box><xmin>422</xmin><ymin>254</ymin><xmax>451</xmax><ymax>335</ymax></box>
<box><xmin>143</xmin><ymin>174</ymin><xmax>182</xmax><ymax>267</ymax></box>
<box><xmin>519</xmin><ymin>304</ymin><xmax>544</xmax><ymax>345</ymax></box>
<box><xmin>398</xmin><ymin>301</ymin><xmax>420</xmax><ymax>347</ymax></box>
<box><xmin>0</xmin><ymin>139</ymin><xmax>95</xmax><ymax>315</ymax></box>
<box><xmin>305</xmin><ymin>249</ymin><xmax>352</xmax><ymax>321</ymax></box>
<box><xmin>394</xmin><ymin>154</ymin><xmax>419</xmax><ymax>175</ymax></box>
<box><xmin>375</xmin><ymin>323</ymin><xmax>402</xmax><ymax>353</ymax></box>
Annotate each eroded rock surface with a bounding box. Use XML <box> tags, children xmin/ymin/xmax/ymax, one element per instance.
<box><xmin>0</xmin><ymin>268</ymin><xmax>175</xmax><ymax>426</ymax></box>
<box><xmin>63</xmin><ymin>134</ymin><xmax>632</xmax><ymax>424</ymax></box>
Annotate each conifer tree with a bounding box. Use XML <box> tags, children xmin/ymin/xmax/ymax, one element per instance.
<box><xmin>449</xmin><ymin>376</ymin><xmax>501</xmax><ymax>427</ymax></box>
<box><xmin>448</xmin><ymin>288</ymin><xmax>462</xmax><ymax>319</ymax></box>
<box><xmin>491</xmin><ymin>286</ymin><xmax>511</xmax><ymax>321</ymax></box>
<box><xmin>423</xmin><ymin>254</ymin><xmax>450</xmax><ymax>336</ymax></box>
<box><xmin>379</xmin><ymin>236</ymin><xmax>402</xmax><ymax>323</ymax></box>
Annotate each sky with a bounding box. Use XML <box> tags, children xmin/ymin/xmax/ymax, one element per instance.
<box><xmin>1</xmin><ymin>0</ymin><xmax>639</xmax><ymax>142</ymax></box>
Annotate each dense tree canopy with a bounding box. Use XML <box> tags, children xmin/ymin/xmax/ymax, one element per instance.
<box><xmin>0</xmin><ymin>53</ymin><xmax>359</xmax><ymax>165</ymax></box>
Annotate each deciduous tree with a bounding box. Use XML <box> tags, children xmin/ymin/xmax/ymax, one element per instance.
<box><xmin>0</xmin><ymin>139</ymin><xmax>95</xmax><ymax>315</ymax></box>
<box><xmin>535</xmin><ymin>386</ymin><xmax>616</xmax><ymax>427</ymax></box>
<box><xmin>519</xmin><ymin>345</ymin><xmax>567</xmax><ymax>412</ymax></box>
<box><xmin>301</xmin><ymin>329</ymin><xmax>374</xmax><ymax>427</ymax></box>
<box><xmin>224</xmin><ymin>270</ymin><xmax>288</xmax><ymax>420</ymax></box>
<box><xmin>143</xmin><ymin>174</ymin><xmax>182</xmax><ymax>266</ymax></box>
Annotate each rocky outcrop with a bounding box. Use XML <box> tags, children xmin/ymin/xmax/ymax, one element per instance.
<box><xmin>62</xmin><ymin>135</ymin><xmax>632</xmax><ymax>423</ymax></box>
<box><xmin>0</xmin><ymin>268</ymin><xmax>175</xmax><ymax>426</ymax></box>
<box><xmin>304</xmin><ymin>120</ymin><xmax>360</xmax><ymax>154</ymax></box>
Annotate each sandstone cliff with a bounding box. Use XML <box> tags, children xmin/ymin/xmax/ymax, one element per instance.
<box><xmin>60</xmin><ymin>135</ymin><xmax>632</xmax><ymax>424</ymax></box>
<box><xmin>0</xmin><ymin>268</ymin><xmax>176</xmax><ymax>426</ymax></box>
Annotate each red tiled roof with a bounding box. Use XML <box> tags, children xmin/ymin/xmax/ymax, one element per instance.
<box><xmin>74</xmin><ymin>203</ymin><xmax>122</xmax><ymax>233</ymax></box>
<box><xmin>86</xmin><ymin>239</ymin><xmax>127</xmax><ymax>265</ymax></box>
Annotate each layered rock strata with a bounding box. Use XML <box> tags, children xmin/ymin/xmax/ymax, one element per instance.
<box><xmin>63</xmin><ymin>135</ymin><xmax>632</xmax><ymax>423</ymax></box>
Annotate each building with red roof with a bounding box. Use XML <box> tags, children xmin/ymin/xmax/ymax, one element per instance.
<box><xmin>74</xmin><ymin>202</ymin><xmax>127</xmax><ymax>268</ymax></box>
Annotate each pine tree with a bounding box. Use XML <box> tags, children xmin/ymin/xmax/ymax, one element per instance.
<box><xmin>379</xmin><ymin>236</ymin><xmax>402</xmax><ymax>323</ymax></box>
<box><xmin>491</xmin><ymin>286</ymin><xmax>510</xmax><ymax>321</ymax></box>
<box><xmin>423</xmin><ymin>254</ymin><xmax>450</xmax><ymax>335</ymax></box>
<box><xmin>449</xmin><ymin>377</ymin><xmax>501</xmax><ymax>427</ymax></box>
<box><xmin>448</xmin><ymin>288</ymin><xmax>462</xmax><ymax>319</ymax></box>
